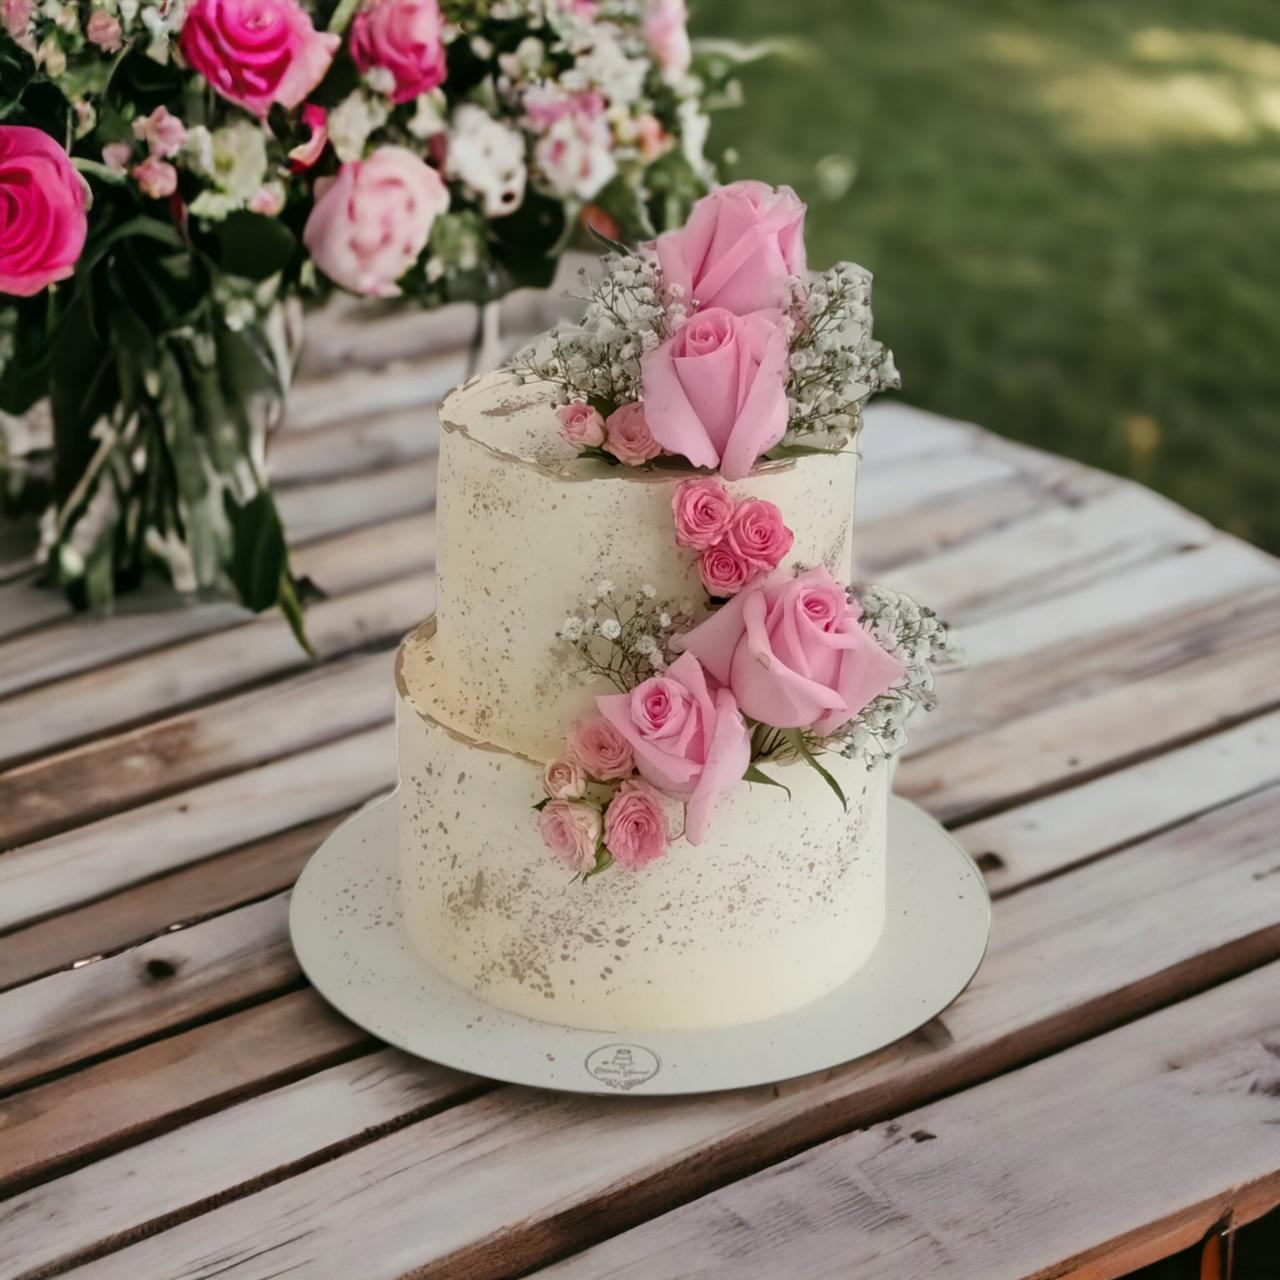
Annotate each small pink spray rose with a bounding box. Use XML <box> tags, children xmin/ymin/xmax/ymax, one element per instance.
<box><xmin>597</xmin><ymin>651</ymin><xmax>749</xmax><ymax>844</ymax></box>
<box><xmin>133</xmin><ymin>155</ymin><xmax>179</xmax><ymax>200</ymax></box>
<box><xmin>303</xmin><ymin>146</ymin><xmax>448</xmax><ymax>297</ymax></box>
<box><xmin>681</xmin><ymin>566</ymin><xmax>906</xmax><ymax>737</ymax></box>
<box><xmin>697</xmin><ymin>543</ymin><xmax>752</xmax><ymax>598</ymax></box>
<box><xmin>0</xmin><ymin>126</ymin><xmax>87</xmax><ymax>297</ymax></box>
<box><xmin>179</xmin><ymin>0</ymin><xmax>340</xmax><ymax>118</ymax></box>
<box><xmin>86</xmin><ymin>8</ymin><xmax>122</xmax><ymax>51</ymax></box>
<box><xmin>543</xmin><ymin>758</ymin><xmax>587</xmax><ymax>801</ymax></box>
<box><xmin>567</xmin><ymin>712</ymin><xmax>635</xmax><ymax>781</ymax></box>
<box><xmin>604</xmin><ymin>781</ymin><xmax>670</xmax><ymax>870</ymax></box>
<box><xmin>671</xmin><ymin>476</ymin><xmax>734</xmax><ymax>550</ymax></box>
<box><xmin>603</xmin><ymin>401</ymin><xmax>662</xmax><ymax>466</ymax></box>
<box><xmin>557</xmin><ymin>402</ymin><xmax>605</xmax><ymax>449</ymax></box>
<box><xmin>539</xmin><ymin>800</ymin><xmax>601</xmax><ymax>874</ymax></box>
<box><xmin>724</xmin><ymin>498</ymin><xmax>793</xmax><ymax>573</ymax></box>
<box><xmin>350</xmin><ymin>0</ymin><xmax>447</xmax><ymax>105</ymax></box>
<box><xmin>132</xmin><ymin>106</ymin><xmax>188</xmax><ymax>158</ymax></box>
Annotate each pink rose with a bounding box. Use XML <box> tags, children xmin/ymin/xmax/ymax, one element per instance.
<box><xmin>289</xmin><ymin>104</ymin><xmax>328</xmax><ymax>172</ymax></box>
<box><xmin>303</xmin><ymin>146</ymin><xmax>448</xmax><ymax>297</ymax></box>
<box><xmin>133</xmin><ymin>155</ymin><xmax>179</xmax><ymax>200</ymax></box>
<box><xmin>543</xmin><ymin>758</ymin><xmax>586</xmax><ymax>800</ymax></box>
<box><xmin>597</xmin><ymin>651</ymin><xmax>749</xmax><ymax>844</ymax></box>
<box><xmin>132</xmin><ymin>106</ymin><xmax>187</xmax><ymax>158</ymax></box>
<box><xmin>655</xmin><ymin>180</ymin><xmax>806</xmax><ymax>316</ymax></box>
<box><xmin>0</xmin><ymin>126</ymin><xmax>87</xmax><ymax>298</ymax></box>
<box><xmin>179</xmin><ymin>0</ymin><xmax>339</xmax><ymax>118</ymax></box>
<box><xmin>604</xmin><ymin>402</ymin><xmax>662</xmax><ymax>466</ymax></box>
<box><xmin>102</xmin><ymin>141</ymin><xmax>133</xmax><ymax>174</ymax></box>
<box><xmin>640</xmin><ymin>307</ymin><xmax>789</xmax><ymax>479</ymax></box>
<box><xmin>2</xmin><ymin>0</ymin><xmax>31</xmax><ymax>40</ymax></box>
<box><xmin>724</xmin><ymin>498</ymin><xmax>793</xmax><ymax>572</ymax></box>
<box><xmin>671</xmin><ymin>476</ymin><xmax>733</xmax><ymax>550</ymax></box>
<box><xmin>567</xmin><ymin>712</ymin><xmax>634</xmax><ymax>781</ymax></box>
<box><xmin>86</xmin><ymin>8</ymin><xmax>122</xmax><ymax>50</ymax></box>
<box><xmin>539</xmin><ymin>800</ymin><xmax>601</xmax><ymax>874</ymax></box>
<box><xmin>558</xmin><ymin>402</ymin><xmax>605</xmax><ymax>449</ymax></box>
<box><xmin>682</xmin><ymin>566</ymin><xmax>906</xmax><ymax>737</ymax></box>
<box><xmin>350</xmin><ymin>0</ymin><xmax>447</xmax><ymax>105</ymax></box>
<box><xmin>633</xmin><ymin>113</ymin><xmax>671</xmax><ymax>163</ymax></box>
<box><xmin>251</xmin><ymin>184</ymin><xmax>286</xmax><ymax>216</ymax></box>
<box><xmin>604</xmin><ymin>781</ymin><xmax>670</xmax><ymax>870</ymax></box>
<box><xmin>697</xmin><ymin>543</ymin><xmax>751</xmax><ymax>598</ymax></box>
<box><xmin>644</xmin><ymin>0</ymin><xmax>691</xmax><ymax>84</ymax></box>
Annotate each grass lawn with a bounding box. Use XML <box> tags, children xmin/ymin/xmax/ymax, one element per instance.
<box><xmin>693</xmin><ymin>0</ymin><xmax>1280</xmax><ymax>551</ymax></box>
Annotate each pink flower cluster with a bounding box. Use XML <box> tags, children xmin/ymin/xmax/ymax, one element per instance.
<box><xmin>642</xmin><ymin>181</ymin><xmax>808</xmax><ymax>479</ymax></box>
<box><xmin>557</xmin><ymin>401</ymin><xmax>663</xmax><ymax>466</ymax></box>
<box><xmin>671</xmin><ymin>477</ymin><xmax>794</xmax><ymax>598</ymax></box>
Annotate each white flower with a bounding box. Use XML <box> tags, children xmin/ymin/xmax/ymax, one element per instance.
<box><xmin>407</xmin><ymin>90</ymin><xmax>447</xmax><ymax>139</ymax></box>
<box><xmin>447</xmin><ymin>104</ymin><xmax>527</xmax><ymax>218</ymax></box>
<box><xmin>596</xmin><ymin>579</ymin><xmax>614</xmax><ymax>597</ymax></box>
<box><xmin>534</xmin><ymin>112</ymin><xmax>616</xmax><ymax>202</ymax></box>
<box><xmin>328</xmin><ymin>91</ymin><xmax>389</xmax><ymax>164</ymax></box>
<box><xmin>186</xmin><ymin>120</ymin><xmax>267</xmax><ymax>218</ymax></box>
<box><xmin>560</xmin><ymin>616</ymin><xmax>583</xmax><ymax>641</ymax></box>
<box><xmin>641</xmin><ymin>583</ymin><xmax>656</xmax><ymax>598</ymax></box>
<box><xmin>566</xmin><ymin>36</ymin><xmax>647</xmax><ymax>106</ymax></box>
<box><xmin>600</xmin><ymin>618</ymin><xmax>621</xmax><ymax>640</ymax></box>
<box><xmin>364</xmin><ymin>65</ymin><xmax>397</xmax><ymax>97</ymax></box>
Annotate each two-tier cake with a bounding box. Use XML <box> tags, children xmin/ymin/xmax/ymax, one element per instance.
<box><xmin>393</xmin><ymin>181</ymin><xmax>948</xmax><ymax>1032</ymax></box>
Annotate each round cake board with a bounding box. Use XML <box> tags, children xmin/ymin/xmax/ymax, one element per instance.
<box><xmin>289</xmin><ymin>794</ymin><xmax>990</xmax><ymax>1096</ymax></box>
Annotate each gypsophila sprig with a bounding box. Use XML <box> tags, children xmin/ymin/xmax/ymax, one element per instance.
<box><xmin>556</xmin><ymin>581</ymin><xmax>696</xmax><ymax>692</ymax></box>
<box><xmin>781</xmin><ymin>263</ymin><xmax>900</xmax><ymax>447</ymax></box>
<box><xmin>829</xmin><ymin>585</ymin><xmax>952</xmax><ymax>765</ymax></box>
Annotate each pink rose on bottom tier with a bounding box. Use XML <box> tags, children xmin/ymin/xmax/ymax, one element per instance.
<box><xmin>681</xmin><ymin>566</ymin><xmax>906</xmax><ymax>737</ymax></box>
<box><xmin>604</xmin><ymin>781</ymin><xmax>670</xmax><ymax>869</ymax></box>
<box><xmin>596</xmin><ymin>651</ymin><xmax>749</xmax><ymax>844</ymax></box>
<box><xmin>671</xmin><ymin>476</ymin><xmax>734</xmax><ymax>550</ymax></box>
<box><xmin>539</xmin><ymin>800</ymin><xmax>601</xmax><ymax>873</ymax></box>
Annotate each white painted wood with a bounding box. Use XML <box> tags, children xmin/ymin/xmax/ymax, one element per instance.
<box><xmin>291</xmin><ymin>512</ymin><xmax>434</xmax><ymax>595</ymax></box>
<box><xmin>954</xmin><ymin>708</ymin><xmax>1280</xmax><ymax>891</ymax></box>
<box><xmin>0</xmin><ymin>724</ymin><xmax>394</xmax><ymax>930</ymax></box>
<box><xmin>955</xmin><ymin>538</ymin><xmax>1280</xmax><ymax>669</ymax></box>
<box><xmin>47</xmin><ymin>787</ymin><xmax>1280</xmax><ymax>1280</ymax></box>
<box><xmin>540</xmin><ymin>963</ymin><xmax>1280</xmax><ymax>1280</ymax></box>
<box><xmin>283</xmin><ymin>356</ymin><xmax>464</xmax><ymax>433</ymax></box>
<box><xmin>276</xmin><ymin>458</ymin><xmax>437</xmax><ymax>544</ymax></box>
<box><xmin>855</xmin><ymin>449</ymin><xmax>1019</xmax><ymax>523</ymax></box>
<box><xmin>271</xmin><ymin>406</ymin><xmax>440</xmax><ymax>486</ymax></box>
<box><xmin>858</xmin><ymin>402</ymin><xmax>979</xmax><ymax>467</ymax></box>
<box><xmin>0</xmin><ymin>574</ymin><xmax>433</xmax><ymax>767</ymax></box>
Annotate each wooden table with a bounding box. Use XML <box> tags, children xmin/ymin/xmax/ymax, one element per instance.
<box><xmin>2</xmin><ymin>296</ymin><xmax>1279</xmax><ymax>1280</ymax></box>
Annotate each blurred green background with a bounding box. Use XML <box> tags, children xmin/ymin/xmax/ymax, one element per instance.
<box><xmin>693</xmin><ymin>0</ymin><xmax>1280</xmax><ymax>551</ymax></box>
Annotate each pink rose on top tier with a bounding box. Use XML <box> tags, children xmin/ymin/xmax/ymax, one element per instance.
<box><xmin>671</xmin><ymin>476</ymin><xmax>734</xmax><ymax>550</ymax></box>
<box><xmin>654</xmin><ymin>180</ymin><xmax>806</xmax><ymax>315</ymax></box>
<box><xmin>724</xmin><ymin>498</ymin><xmax>793</xmax><ymax>572</ymax></box>
<box><xmin>558</xmin><ymin>402</ymin><xmax>605</xmax><ymax>448</ymax></box>
<box><xmin>303</xmin><ymin>147</ymin><xmax>448</xmax><ymax>297</ymax></box>
<box><xmin>603</xmin><ymin>402</ymin><xmax>662</xmax><ymax>465</ymax></box>
<box><xmin>640</xmin><ymin>307</ymin><xmax>788</xmax><ymax>479</ymax></box>
<box><xmin>604</xmin><ymin>781</ymin><xmax>670</xmax><ymax>869</ymax></box>
<box><xmin>539</xmin><ymin>800</ymin><xmax>601</xmax><ymax>873</ymax></box>
<box><xmin>567</xmin><ymin>712</ymin><xmax>634</xmax><ymax>781</ymax></box>
<box><xmin>597</xmin><ymin>652</ymin><xmax>749</xmax><ymax>844</ymax></box>
<box><xmin>543</xmin><ymin>758</ymin><xmax>587</xmax><ymax>800</ymax></box>
<box><xmin>681</xmin><ymin>566</ymin><xmax>905</xmax><ymax>737</ymax></box>
<box><xmin>179</xmin><ymin>0</ymin><xmax>339</xmax><ymax>117</ymax></box>
<box><xmin>0</xmin><ymin>126</ymin><xmax>87</xmax><ymax>297</ymax></box>
<box><xmin>350</xmin><ymin>0</ymin><xmax>447</xmax><ymax>105</ymax></box>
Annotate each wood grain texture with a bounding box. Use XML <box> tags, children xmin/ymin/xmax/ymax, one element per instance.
<box><xmin>0</xmin><ymin>813</ymin><xmax>349</xmax><ymax>992</ymax></box>
<box><xmin>540</xmin><ymin>962</ymin><xmax>1280</xmax><ymax>1280</ymax></box>
<box><xmin>0</xmin><ymin>726</ymin><xmax>393</xmax><ymax>932</ymax></box>
<box><xmin>43</xmin><ymin>786</ymin><xmax>1280</xmax><ymax>1280</ymax></box>
<box><xmin>0</xmin><ymin>892</ymin><xmax>295</xmax><ymax>1093</ymax></box>
<box><xmin>0</xmin><ymin>989</ymin><xmax>368</xmax><ymax>1195</ymax></box>
<box><xmin>0</xmin><ymin>651</ymin><xmax>394</xmax><ymax>849</ymax></box>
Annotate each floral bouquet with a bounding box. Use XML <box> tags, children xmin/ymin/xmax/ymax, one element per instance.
<box><xmin>515</xmin><ymin>181</ymin><xmax>946</xmax><ymax>879</ymax></box>
<box><xmin>0</xmin><ymin>0</ymin><xmax>732</xmax><ymax>639</ymax></box>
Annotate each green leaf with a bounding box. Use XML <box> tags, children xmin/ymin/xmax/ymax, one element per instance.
<box><xmin>744</xmin><ymin>763</ymin><xmax>792</xmax><ymax>800</ymax></box>
<box><xmin>583</xmin><ymin>846</ymin><xmax>615</xmax><ymax>880</ymax></box>
<box><xmin>215</xmin><ymin>212</ymin><xmax>299</xmax><ymax>282</ymax></box>
<box><xmin>765</xmin><ymin>442</ymin><xmax>846</xmax><ymax>460</ymax></box>
<box><xmin>531</xmin><ymin>797</ymin><xmax>550</xmax><ymax>812</ymax></box>
<box><xmin>786</xmin><ymin>729</ymin><xmax>847</xmax><ymax>811</ymax></box>
<box><xmin>222</xmin><ymin>488</ymin><xmax>288</xmax><ymax>612</ymax></box>
<box><xmin>277</xmin><ymin>568</ymin><xmax>316</xmax><ymax>657</ymax></box>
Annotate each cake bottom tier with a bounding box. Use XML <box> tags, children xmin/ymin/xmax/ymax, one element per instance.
<box><xmin>395</xmin><ymin>624</ymin><xmax>889</xmax><ymax>1032</ymax></box>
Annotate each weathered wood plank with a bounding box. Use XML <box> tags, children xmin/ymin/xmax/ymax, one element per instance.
<box><xmin>0</xmin><ymin>1050</ymin><xmax>486</xmax><ymax>1277</ymax></box>
<box><xmin>284</xmin><ymin>356</ymin><xmax>463</xmax><ymax>430</ymax></box>
<box><xmin>953</xmin><ymin>708</ymin><xmax>1280</xmax><ymax>893</ymax></box>
<box><xmin>857</xmin><ymin>402</ymin><xmax>979</xmax><ymax>467</ymax></box>
<box><xmin>0</xmin><ymin>512</ymin><xmax>432</xmax><ymax>700</ymax></box>
<box><xmin>275</xmin><ymin>457</ymin><xmax>436</xmax><ymax>544</ymax></box>
<box><xmin>0</xmin><ymin>892</ymin><xmax>296</xmax><ymax>1093</ymax></box>
<box><xmin>0</xmin><ymin>989</ymin><xmax>369</xmax><ymax>1195</ymax></box>
<box><xmin>0</xmin><ymin>573</ymin><xmax>432</xmax><ymax>769</ymax></box>
<box><xmin>37</xmin><ymin>786</ymin><xmax>1280</xmax><ymax>1280</ymax></box>
<box><xmin>0</xmin><ymin>726</ymin><xmax>393</xmax><ymax>932</ymax></box>
<box><xmin>0</xmin><ymin>813</ymin><xmax>346</xmax><ymax>992</ymax></box>
<box><xmin>900</xmin><ymin>631</ymin><xmax>1280</xmax><ymax>824</ymax></box>
<box><xmin>0</xmin><ymin>651</ymin><xmax>394</xmax><ymax>850</ymax></box>
<box><xmin>854</xmin><ymin>449</ymin><xmax>1020</xmax><ymax>524</ymax></box>
<box><xmin>271</xmin><ymin>405</ymin><xmax>439</xmax><ymax>486</ymax></box>
<box><xmin>540</xmin><ymin>963</ymin><xmax>1280</xmax><ymax>1280</ymax></box>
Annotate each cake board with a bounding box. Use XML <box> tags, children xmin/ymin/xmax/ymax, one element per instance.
<box><xmin>289</xmin><ymin>794</ymin><xmax>990</xmax><ymax>1096</ymax></box>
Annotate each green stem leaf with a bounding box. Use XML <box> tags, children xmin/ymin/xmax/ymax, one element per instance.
<box><xmin>744</xmin><ymin>762</ymin><xmax>791</xmax><ymax>800</ymax></box>
<box><xmin>786</xmin><ymin>729</ymin><xmax>847</xmax><ymax>811</ymax></box>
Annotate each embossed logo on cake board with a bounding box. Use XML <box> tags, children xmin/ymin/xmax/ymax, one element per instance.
<box><xmin>584</xmin><ymin>1043</ymin><xmax>661</xmax><ymax>1091</ymax></box>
